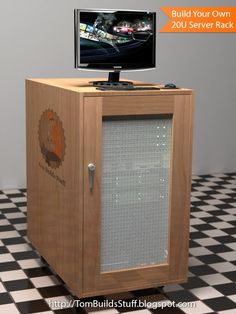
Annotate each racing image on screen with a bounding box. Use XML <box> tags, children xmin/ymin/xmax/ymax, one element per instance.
<box><xmin>79</xmin><ymin>11</ymin><xmax>155</xmax><ymax>66</ymax></box>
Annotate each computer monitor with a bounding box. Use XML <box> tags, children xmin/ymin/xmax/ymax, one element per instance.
<box><xmin>74</xmin><ymin>9</ymin><xmax>156</xmax><ymax>86</ymax></box>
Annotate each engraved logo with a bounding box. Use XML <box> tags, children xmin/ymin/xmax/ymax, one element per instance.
<box><xmin>38</xmin><ymin>110</ymin><xmax>65</xmax><ymax>169</ymax></box>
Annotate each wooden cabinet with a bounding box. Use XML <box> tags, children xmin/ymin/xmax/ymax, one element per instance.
<box><xmin>26</xmin><ymin>78</ymin><xmax>193</xmax><ymax>298</ymax></box>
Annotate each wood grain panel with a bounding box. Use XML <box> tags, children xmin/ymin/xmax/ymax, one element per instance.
<box><xmin>102</xmin><ymin>95</ymin><xmax>174</xmax><ymax>116</ymax></box>
<box><xmin>26</xmin><ymin>80</ymin><xmax>83</xmax><ymax>296</ymax></box>
<box><xmin>28</xmin><ymin>78</ymin><xmax>192</xmax><ymax>96</ymax></box>
<box><xmin>83</xmin><ymin>97</ymin><xmax>103</xmax><ymax>294</ymax></box>
<box><xmin>168</xmin><ymin>94</ymin><xmax>194</xmax><ymax>281</ymax></box>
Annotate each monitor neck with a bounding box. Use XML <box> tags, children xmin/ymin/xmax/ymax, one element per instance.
<box><xmin>108</xmin><ymin>71</ymin><xmax>120</xmax><ymax>83</ymax></box>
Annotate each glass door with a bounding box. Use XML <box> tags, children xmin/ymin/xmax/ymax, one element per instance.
<box><xmin>101</xmin><ymin>116</ymin><xmax>172</xmax><ymax>272</ymax></box>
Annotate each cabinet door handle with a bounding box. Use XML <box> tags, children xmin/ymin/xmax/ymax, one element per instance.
<box><xmin>88</xmin><ymin>163</ymin><xmax>96</xmax><ymax>191</ymax></box>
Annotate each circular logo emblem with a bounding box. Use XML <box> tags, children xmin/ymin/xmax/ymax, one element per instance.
<box><xmin>38</xmin><ymin>110</ymin><xmax>66</xmax><ymax>169</ymax></box>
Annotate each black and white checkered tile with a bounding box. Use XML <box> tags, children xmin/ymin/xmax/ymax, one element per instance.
<box><xmin>0</xmin><ymin>173</ymin><xmax>236</xmax><ymax>314</ymax></box>
<box><xmin>164</xmin><ymin>173</ymin><xmax>236</xmax><ymax>314</ymax></box>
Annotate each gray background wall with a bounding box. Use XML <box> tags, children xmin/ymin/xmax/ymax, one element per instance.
<box><xmin>0</xmin><ymin>0</ymin><xmax>235</xmax><ymax>189</ymax></box>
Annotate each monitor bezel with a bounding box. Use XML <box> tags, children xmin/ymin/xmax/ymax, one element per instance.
<box><xmin>74</xmin><ymin>9</ymin><xmax>156</xmax><ymax>71</ymax></box>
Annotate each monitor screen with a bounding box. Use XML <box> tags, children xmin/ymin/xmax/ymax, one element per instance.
<box><xmin>75</xmin><ymin>9</ymin><xmax>156</xmax><ymax>70</ymax></box>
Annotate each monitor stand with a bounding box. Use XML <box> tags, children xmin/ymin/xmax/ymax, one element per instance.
<box><xmin>91</xmin><ymin>71</ymin><xmax>133</xmax><ymax>87</ymax></box>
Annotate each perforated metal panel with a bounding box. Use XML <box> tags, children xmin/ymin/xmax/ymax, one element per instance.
<box><xmin>101</xmin><ymin>116</ymin><xmax>172</xmax><ymax>272</ymax></box>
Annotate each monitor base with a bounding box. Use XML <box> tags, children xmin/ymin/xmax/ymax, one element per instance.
<box><xmin>92</xmin><ymin>81</ymin><xmax>133</xmax><ymax>88</ymax></box>
<box><xmin>90</xmin><ymin>71</ymin><xmax>133</xmax><ymax>88</ymax></box>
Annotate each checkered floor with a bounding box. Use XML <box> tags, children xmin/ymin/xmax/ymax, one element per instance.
<box><xmin>0</xmin><ymin>173</ymin><xmax>235</xmax><ymax>314</ymax></box>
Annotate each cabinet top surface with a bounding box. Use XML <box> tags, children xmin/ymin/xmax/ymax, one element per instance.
<box><xmin>26</xmin><ymin>78</ymin><xmax>193</xmax><ymax>95</ymax></box>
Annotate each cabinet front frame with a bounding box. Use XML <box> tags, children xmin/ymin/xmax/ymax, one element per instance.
<box><xmin>83</xmin><ymin>94</ymin><xmax>193</xmax><ymax>297</ymax></box>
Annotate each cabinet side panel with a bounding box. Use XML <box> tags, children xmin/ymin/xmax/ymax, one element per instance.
<box><xmin>26</xmin><ymin>81</ymin><xmax>41</xmax><ymax>250</ymax></box>
<box><xmin>26</xmin><ymin>80</ymin><xmax>83</xmax><ymax>295</ymax></box>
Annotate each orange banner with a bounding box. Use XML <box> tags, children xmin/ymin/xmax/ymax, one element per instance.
<box><xmin>160</xmin><ymin>7</ymin><xmax>236</xmax><ymax>32</ymax></box>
